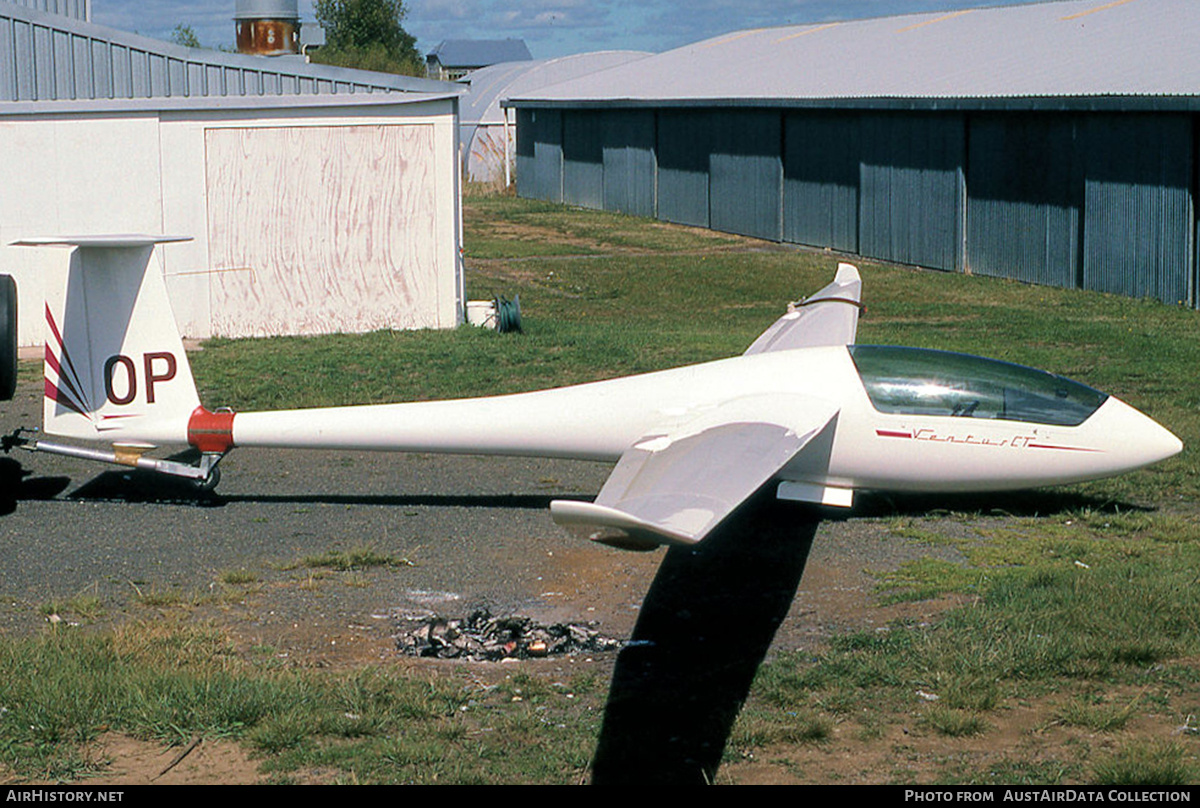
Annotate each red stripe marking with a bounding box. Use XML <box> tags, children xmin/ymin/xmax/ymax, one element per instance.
<box><xmin>44</xmin><ymin>344</ymin><xmax>61</xmax><ymax>375</ymax></box>
<box><xmin>44</xmin><ymin>379</ymin><xmax>86</xmax><ymax>416</ymax></box>
<box><xmin>876</xmin><ymin>430</ymin><xmax>913</xmax><ymax>439</ymax></box>
<box><xmin>45</xmin><ymin>348</ymin><xmax>87</xmax><ymax>411</ymax></box>
<box><xmin>44</xmin><ymin>306</ymin><xmax>90</xmax><ymax>413</ymax></box>
<box><xmin>1028</xmin><ymin>444</ymin><xmax>1101</xmax><ymax>453</ymax></box>
<box><xmin>44</xmin><ymin>304</ymin><xmax>65</xmax><ymax>350</ymax></box>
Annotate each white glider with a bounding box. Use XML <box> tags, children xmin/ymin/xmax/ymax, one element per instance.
<box><xmin>9</xmin><ymin>236</ymin><xmax>1183</xmax><ymax>549</ymax></box>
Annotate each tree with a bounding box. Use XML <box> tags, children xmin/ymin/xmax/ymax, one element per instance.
<box><xmin>311</xmin><ymin>0</ymin><xmax>424</xmax><ymax>77</ymax></box>
<box><xmin>170</xmin><ymin>23</ymin><xmax>202</xmax><ymax>49</ymax></box>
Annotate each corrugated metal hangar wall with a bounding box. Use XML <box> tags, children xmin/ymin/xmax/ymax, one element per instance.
<box><xmin>516</xmin><ymin>107</ymin><xmax>1196</xmax><ymax>308</ymax></box>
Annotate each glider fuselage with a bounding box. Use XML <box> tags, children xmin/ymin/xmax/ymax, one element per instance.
<box><xmin>230</xmin><ymin>344</ymin><xmax>1180</xmax><ymax>501</ymax></box>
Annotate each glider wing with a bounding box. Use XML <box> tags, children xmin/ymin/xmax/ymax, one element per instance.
<box><xmin>550</xmin><ymin>394</ymin><xmax>838</xmax><ymax>547</ymax></box>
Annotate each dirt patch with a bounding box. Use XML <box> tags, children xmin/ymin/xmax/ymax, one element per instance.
<box><xmin>17</xmin><ymin>734</ymin><xmax>268</xmax><ymax>786</ymax></box>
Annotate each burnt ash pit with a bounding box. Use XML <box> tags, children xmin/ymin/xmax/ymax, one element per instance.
<box><xmin>395</xmin><ymin>608</ymin><xmax>623</xmax><ymax>661</ymax></box>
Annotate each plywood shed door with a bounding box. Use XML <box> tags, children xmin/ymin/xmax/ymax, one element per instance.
<box><xmin>204</xmin><ymin>124</ymin><xmax>441</xmax><ymax>338</ymax></box>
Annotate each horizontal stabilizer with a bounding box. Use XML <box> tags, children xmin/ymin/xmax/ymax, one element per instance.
<box><xmin>12</xmin><ymin>235</ymin><xmax>192</xmax><ymax>249</ymax></box>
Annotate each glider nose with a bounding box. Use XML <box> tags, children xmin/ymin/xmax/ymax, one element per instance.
<box><xmin>1091</xmin><ymin>396</ymin><xmax>1183</xmax><ymax>472</ymax></box>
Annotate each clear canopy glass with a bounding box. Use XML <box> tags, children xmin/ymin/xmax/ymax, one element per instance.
<box><xmin>849</xmin><ymin>346</ymin><xmax>1108</xmax><ymax>426</ymax></box>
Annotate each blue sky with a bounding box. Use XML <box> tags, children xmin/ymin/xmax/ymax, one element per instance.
<box><xmin>93</xmin><ymin>0</ymin><xmax>1050</xmax><ymax>59</ymax></box>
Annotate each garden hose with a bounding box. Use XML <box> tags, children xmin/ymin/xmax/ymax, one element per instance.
<box><xmin>494</xmin><ymin>295</ymin><xmax>523</xmax><ymax>334</ymax></box>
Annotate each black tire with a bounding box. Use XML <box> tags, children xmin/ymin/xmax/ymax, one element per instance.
<box><xmin>192</xmin><ymin>464</ymin><xmax>221</xmax><ymax>493</ymax></box>
<box><xmin>0</xmin><ymin>275</ymin><xmax>16</xmax><ymax>402</ymax></box>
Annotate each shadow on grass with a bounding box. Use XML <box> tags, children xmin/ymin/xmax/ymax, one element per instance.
<box><xmin>844</xmin><ymin>488</ymin><xmax>1151</xmax><ymax>518</ymax></box>
<box><xmin>591</xmin><ymin>489</ymin><xmax>819</xmax><ymax>785</ymax></box>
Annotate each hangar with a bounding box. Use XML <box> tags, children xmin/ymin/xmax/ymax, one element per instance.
<box><xmin>507</xmin><ymin>0</ymin><xmax>1200</xmax><ymax>308</ymax></box>
<box><xmin>0</xmin><ymin>0</ymin><xmax>465</xmax><ymax>345</ymax></box>
<box><xmin>458</xmin><ymin>51</ymin><xmax>648</xmax><ymax>185</ymax></box>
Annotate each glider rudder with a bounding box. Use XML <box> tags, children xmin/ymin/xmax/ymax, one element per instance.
<box><xmin>14</xmin><ymin>235</ymin><xmax>199</xmax><ymax>446</ymax></box>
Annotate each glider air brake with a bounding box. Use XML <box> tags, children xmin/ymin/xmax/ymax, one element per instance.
<box><xmin>10</xmin><ymin>235</ymin><xmax>1183</xmax><ymax>550</ymax></box>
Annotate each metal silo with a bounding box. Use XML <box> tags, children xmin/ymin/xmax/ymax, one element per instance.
<box><xmin>234</xmin><ymin>0</ymin><xmax>300</xmax><ymax>56</ymax></box>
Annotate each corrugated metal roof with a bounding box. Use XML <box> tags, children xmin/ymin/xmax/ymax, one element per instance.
<box><xmin>461</xmin><ymin>51</ymin><xmax>650</xmax><ymax>125</ymax></box>
<box><xmin>0</xmin><ymin>0</ymin><xmax>459</xmax><ymax>103</ymax></box>
<box><xmin>4</xmin><ymin>0</ymin><xmax>86</xmax><ymax>21</ymax></box>
<box><xmin>507</xmin><ymin>0</ymin><xmax>1200</xmax><ymax>109</ymax></box>
<box><xmin>0</xmin><ymin>91</ymin><xmax>459</xmax><ymax>116</ymax></box>
<box><xmin>427</xmin><ymin>39</ymin><xmax>531</xmax><ymax>69</ymax></box>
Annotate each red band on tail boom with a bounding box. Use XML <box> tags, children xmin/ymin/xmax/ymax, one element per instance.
<box><xmin>188</xmin><ymin>407</ymin><xmax>235</xmax><ymax>453</ymax></box>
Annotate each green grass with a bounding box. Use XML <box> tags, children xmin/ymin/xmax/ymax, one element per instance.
<box><xmin>877</xmin><ymin>509</ymin><xmax>1200</xmax><ymax>604</ymax></box>
<box><xmin>217</xmin><ymin>568</ymin><xmax>259</xmax><ymax>586</ymax></box>
<box><xmin>728</xmin><ymin>706</ymin><xmax>832</xmax><ymax>755</ymax></box>
<box><xmin>1055</xmin><ymin>695</ymin><xmax>1139</xmax><ymax>732</ymax></box>
<box><xmin>463</xmin><ymin>195</ymin><xmax>743</xmax><ymax>259</ymax></box>
<box><xmin>38</xmin><ymin>595</ymin><xmax>103</xmax><ymax>622</ymax></box>
<box><xmin>1093</xmin><ymin>741</ymin><xmax>1195</xmax><ymax>785</ymax></box>
<box><xmin>0</xmin><ymin>622</ymin><xmax>601</xmax><ymax>784</ymax></box>
<box><xmin>921</xmin><ymin>706</ymin><xmax>990</xmax><ymax>737</ymax></box>
<box><xmin>746</xmin><ymin>534</ymin><xmax>1200</xmax><ymax>743</ymax></box>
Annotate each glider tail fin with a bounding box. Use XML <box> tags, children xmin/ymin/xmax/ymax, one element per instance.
<box><xmin>22</xmin><ymin>236</ymin><xmax>201</xmax><ymax>446</ymax></box>
<box><xmin>743</xmin><ymin>263</ymin><xmax>862</xmax><ymax>355</ymax></box>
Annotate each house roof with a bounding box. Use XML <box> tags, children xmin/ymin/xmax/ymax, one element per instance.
<box><xmin>505</xmin><ymin>0</ymin><xmax>1200</xmax><ymax>112</ymax></box>
<box><xmin>427</xmin><ymin>39</ymin><xmax>532</xmax><ymax>68</ymax></box>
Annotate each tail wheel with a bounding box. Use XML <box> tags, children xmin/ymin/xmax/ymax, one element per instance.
<box><xmin>192</xmin><ymin>464</ymin><xmax>221</xmax><ymax>493</ymax></box>
<box><xmin>0</xmin><ymin>275</ymin><xmax>16</xmax><ymax>402</ymax></box>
